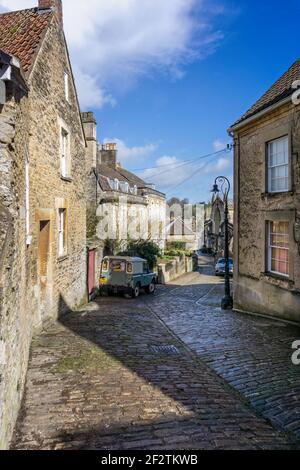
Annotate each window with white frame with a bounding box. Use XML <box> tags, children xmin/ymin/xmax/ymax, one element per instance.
<box><xmin>268</xmin><ymin>136</ymin><xmax>289</xmax><ymax>193</ymax></box>
<box><xmin>268</xmin><ymin>221</ymin><xmax>289</xmax><ymax>277</ymax></box>
<box><xmin>58</xmin><ymin>208</ymin><xmax>67</xmax><ymax>257</ymax></box>
<box><xmin>60</xmin><ymin>128</ymin><xmax>69</xmax><ymax>178</ymax></box>
<box><xmin>64</xmin><ymin>71</ymin><xmax>69</xmax><ymax>102</ymax></box>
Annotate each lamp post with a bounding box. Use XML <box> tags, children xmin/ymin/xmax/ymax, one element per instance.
<box><xmin>211</xmin><ymin>176</ymin><xmax>233</xmax><ymax>310</ymax></box>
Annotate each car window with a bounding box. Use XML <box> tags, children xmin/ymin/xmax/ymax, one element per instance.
<box><xmin>110</xmin><ymin>260</ymin><xmax>126</xmax><ymax>272</ymax></box>
<box><xmin>143</xmin><ymin>262</ymin><xmax>149</xmax><ymax>273</ymax></box>
<box><xmin>127</xmin><ymin>262</ymin><xmax>133</xmax><ymax>274</ymax></box>
<box><xmin>102</xmin><ymin>259</ymin><xmax>109</xmax><ymax>272</ymax></box>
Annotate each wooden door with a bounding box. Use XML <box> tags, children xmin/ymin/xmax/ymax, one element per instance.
<box><xmin>39</xmin><ymin>220</ymin><xmax>50</xmax><ymax>288</ymax></box>
<box><xmin>88</xmin><ymin>249</ymin><xmax>96</xmax><ymax>296</ymax></box>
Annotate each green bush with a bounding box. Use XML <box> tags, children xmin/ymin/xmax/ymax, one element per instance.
<box><xmin>165</xmin><ymin>249</ymin><xmax>192</xmax><ymax>257</ymax></box>
<box><xmin>119</xmin><ymin>240</ymin><xmax>161</xmax><ymax>270</ymax></box>
<box><xmin>166</xmin><ymin>241</ymin><xmax>186</xmax><ymax>251</ymax></box>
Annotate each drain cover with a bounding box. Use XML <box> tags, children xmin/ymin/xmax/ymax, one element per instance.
<box><xmin>149</xmin><ymin>345</ymin><xmax>180</xmax><ymax>356</ymax></box>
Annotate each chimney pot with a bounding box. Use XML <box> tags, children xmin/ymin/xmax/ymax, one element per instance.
<box><xmin>38</xmin><ymin>0</ymin><xmax>63</xmax><ymax>28</ymax></box>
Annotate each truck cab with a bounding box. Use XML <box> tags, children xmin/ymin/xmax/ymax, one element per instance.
<box><xmin>99</xmin><ymin>256</ymin><xmax>157</xmax><ymax>298</ymax></box>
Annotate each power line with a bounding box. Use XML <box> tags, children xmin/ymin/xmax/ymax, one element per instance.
<box><xmin>132</xmin><ymin>146</ymin><xmax>232</xmax><ymax>173</ymax></box>
<box><xmin>133</xmin><ymin>146</ymin><xmax>232</xmax><ymax>181</ymax></box>
<box><xmin>163</xmin><ymin>155</ymin><xmax>218</xmax><ymax>194</ymax></box>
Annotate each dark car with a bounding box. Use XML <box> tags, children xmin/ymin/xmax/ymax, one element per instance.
<box><xmin>215</xmin><ymin>257</ymin><xmax>233</xmax><ymax>276</ymax></box>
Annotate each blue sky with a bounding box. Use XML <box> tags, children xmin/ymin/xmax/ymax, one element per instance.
<box><xmin>2</xmin><ymin>0</ymin><xmax>299</xmax><ymax>203</ymax></box>
<box><xmin>94</xmin><ymin>0</ymin><xmax>300</xmax><ymax>202</ymax></box>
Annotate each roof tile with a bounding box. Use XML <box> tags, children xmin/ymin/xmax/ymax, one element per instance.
<box><xmin>231</xmin><ymin>59</ymin><xmax>300</xmax><ymax>128</ymax></box>
<box><xmin>0</xmin><ymin>8</ymin><xmax>53</xmax><ymax>74</ymax></box>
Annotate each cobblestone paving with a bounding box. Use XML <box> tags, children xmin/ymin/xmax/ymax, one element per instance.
<box><xmin>147</xmin><ymin>256</ymin><xmax>300</xmax><ymax>441</ymax></box>
<box><xmin>12</xmin><ymin>273</ymin><xmax>295</xmax><ymax>450</ymax></box>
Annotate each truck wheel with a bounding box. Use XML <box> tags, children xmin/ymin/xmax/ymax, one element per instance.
<box><xmin>131</xmin><ymin>284</ymin><xmax>140</xmax><ymax>298</ymax></box>
<box><xmin>100</xmin><ymin>289</ymin><xmax>109</xmax><ymax>297</ymax></box>
<box><xmin>146</xmin><ymin>281</ymin><xmax>156</xmax><ymax>294</ymax></box>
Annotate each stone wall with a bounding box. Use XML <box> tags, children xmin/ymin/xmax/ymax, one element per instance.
<box><xmin>157</xmin><ymin>255</ymin><xmax>193</xmax><ymax>284</ymax></box>
<box><xmin>146</xmin><ymin>192</ymin><xmax>166</xmax><ymax>250</ymax></box>
<box><xmin>26</xmin><ymin>19</ymin><xmax>87</xmax><ymax>324</ymax></box>
<box><xmin>0</xmin><ymin>80</ymin><xmax>31</xmax><ymax>449</ymax></box>
<box><xmin>233</xmin><ymin>101</ymin><xmax>300</xmax><ymax>322</ymax></box>
<box><xmin>0</xmin><ymin>19</ymin><xmax>87</xmax><ymax>449</ymax></box>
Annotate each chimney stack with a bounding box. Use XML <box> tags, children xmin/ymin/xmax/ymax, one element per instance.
<box><xmin>100</xmin><ymin>143</ymin><xmax>117</xmax><ymax>169</ymax></box>
<box><xmin>38</xmin><ymin>0</ymin><xmax>63</xmax><ymax>28</ymax></box>
<box><xmin>81</xmin><ymin>112</ymin><xmax>97</xmax><ymax>170</ymax></box>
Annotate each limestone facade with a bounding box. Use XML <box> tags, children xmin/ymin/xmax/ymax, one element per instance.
<box><xmin>0</xmin><ymin>3</ymin><xmax>87</xmax><ymax>448</ymax></box>
<box><xmin>229</xmin><ymin>60</ymin><xmax>300</xmax><ymax>322</ymax></box>
<box><xmin>82</xmin><ymin>112</ymin><xmax>166</xmax><ymax>291</ymax></box>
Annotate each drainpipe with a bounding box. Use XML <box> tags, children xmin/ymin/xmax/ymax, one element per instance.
<box><xmin>228</xmin><ymin>130</ymin><xmax>240</xmax><ymax>296</ymax></box>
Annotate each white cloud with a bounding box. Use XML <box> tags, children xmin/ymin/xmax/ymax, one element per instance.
<box><xmin>213</xmin><ymin>139</ymin><xmax>228</xmax><ymax>151</ymax></box>
<box><xmin>204</xmin><ymin>156</ymin><xmax>231</xmax><ymax>174</ymax></box>
<box><xmin>140</xmin><ymin>155</ymin><xmax>197</xmax><ymax>188</ymax></box>
<box><xmin>0</xmin><ymin>0</ymin><xmax>223</xmax><ymax>109</ymax></box>
<box><xmin>103</xmin><ymin>138</ymin><xmax>157</xmax><ymax>165</ymax></box>
<box><xmin>140</xmin><ymin>153</ymin><xmax>232</xmax><ymax>192</ymax></box>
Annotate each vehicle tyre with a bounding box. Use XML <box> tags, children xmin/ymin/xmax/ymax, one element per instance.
<box><xmin>100</xmin><ymin>289</ymin><xmax>109</xmax><ymax>297</ymax></box>
<box><xmin>131</xmin><ymin>284</ymin><xmax>140</xmax><ymax>298</ymax></box>
<box><xmin>146</xmin><ymin>280</ymin><xmax>156</xmax><ymax>294</ymax></box>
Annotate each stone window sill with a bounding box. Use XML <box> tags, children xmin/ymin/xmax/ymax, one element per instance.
<box><xmin>58</xmin><ymin>254</ymin><xmax>69</xmax><ymax>263</ymax></box>
<box><xmin>260</xmin><ymin>271</ymin><xmax>295</xmax><ymax>290</ymax></box>
<box><xmin>261</xmin><ymin>190</ymin><xmax>294</xmax><ymax>199</ymax></box>
<box><xmin>60</xmin><ymin>175</ymin><xmax>72</xmax><ymax>183</ymax></box>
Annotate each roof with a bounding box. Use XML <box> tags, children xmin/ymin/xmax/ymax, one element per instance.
<box><xmin>97</xmin><ymin>163</ymin><xmax>165</xmax><ymax>198</ymax></box>
<box><xmin>230</xmin><ymin>59</ymin><xmax>300</xmax><ymax>129</ymax></box>
<box><xmin>97</xmin><ymin>164</ymin><xmax>130</xmax><ymax>183</ymax></box>
<box><xmin>117</xmin><ymin>167</ymin><xmax>145</xmax><ymax>186</ymax></box>
<box><xmin>0</xmin><ymin>8</ymin><xmax>53</xmax><ymax>75</ymax></box>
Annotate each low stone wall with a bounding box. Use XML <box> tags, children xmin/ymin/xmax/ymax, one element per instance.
<box><xmin>157</xmin><ymin>256</ymin><xmax>193</xmax><ymax>284</ymax></box>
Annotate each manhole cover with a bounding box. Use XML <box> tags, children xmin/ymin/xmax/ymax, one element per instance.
<box><xmin>149</xmin><ymin>345</ymin><xmax>180</xmax><ymax>356</ymax></box>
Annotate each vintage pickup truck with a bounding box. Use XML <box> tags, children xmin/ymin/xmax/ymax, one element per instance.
<box><xmin>99</xmin><ymin>256</ymin><xmax>157</xmax><ymax>298</ymax></box>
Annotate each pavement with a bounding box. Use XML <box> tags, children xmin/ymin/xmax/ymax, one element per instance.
<box><xmin>11</xmin><ymin>256</ymin><xmax>300</xmax><ymax>450</ymax></box>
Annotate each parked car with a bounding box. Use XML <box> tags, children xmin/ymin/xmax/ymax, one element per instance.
<box><xmin>215</xmin><ymin>257</ymin><xmax>234</xmax><ymax>276</ymax></box>
<box><xmin>99</xmin><ymin>256</ymin><xmax>157</xmax><ymax>298</ymax></box>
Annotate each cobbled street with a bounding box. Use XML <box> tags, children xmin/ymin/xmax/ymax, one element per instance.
<box><xmin>12</xmin><ymin>257</ymin><xmax>300</xmax><ymax>450</ymax></box>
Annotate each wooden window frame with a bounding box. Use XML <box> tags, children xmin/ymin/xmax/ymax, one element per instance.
<box><xmin>267</xmin><ymin>221</ymin><xmax>289</xmax><ymax>277</ymax></box>
<box><xmin>267</xmin><ymin>135</ymin><xmax>289</xmax><ymax>193</ymax></box>
<box><xmin>58</xmin><ymin>208</ymin><xmax>68</xmax><ymax>258</ymax></box>
<box><xmin>263</xmin><ymin>210</ymin><xmax>296</xmax><ymax>281</ymax></box>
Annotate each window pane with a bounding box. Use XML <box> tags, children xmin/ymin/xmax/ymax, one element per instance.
<box><xmin>268</xmin><ymin>136</ymin><xmax>289</xmax><ymax>193</ymax></box>
<box><xmin>269</xmin><ymin>221</ymin><xmax>289</xmax><ymax>276</ymax></box>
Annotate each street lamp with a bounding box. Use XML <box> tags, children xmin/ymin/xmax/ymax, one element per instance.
<box><xmin>211</xmin><ymin>176</ymin><xmax>233</xmax><ymax>310</ymax></box>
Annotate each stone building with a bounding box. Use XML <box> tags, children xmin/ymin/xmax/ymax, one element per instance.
<box><xmin>165</xmin><ymin>210</ymin><xmax>205</xmax><ymax>251</ymax></box>
<box><xmin>204</xmin><ymin>195</ymin><xmax>234</xmax><ymax>255</ymax></box>
<box><xmin>81</xmin><ymin>112</ymin><xmax>166</xmax><ymax>295</ymax></box>
<box><xmin>229</xmin><ymin>59</ymin><xmax>300</xmax><ymax>323</ymax></box>
<box><xmin>0</xmin><ymin>0</ymin><xmax>87</xmax><ymax>448</ymax></box>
